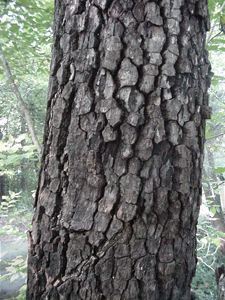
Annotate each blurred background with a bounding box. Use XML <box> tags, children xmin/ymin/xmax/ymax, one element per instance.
<box><xmin>0</xmin><ymin>0</ymin><xmax>225</xmax><ymax>299</ymax></box>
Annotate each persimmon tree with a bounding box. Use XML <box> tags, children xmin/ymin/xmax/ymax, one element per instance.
<box><xmin>27</xmin><ymin>1</ymin><xmax>211</xmax><ymax>299</ymax></box>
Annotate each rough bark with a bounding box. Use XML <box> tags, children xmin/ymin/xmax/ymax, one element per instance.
<box><xmin>27</xmin><ymin>0</ymin><xmax>211</xmax><ymax>299</ymax></box>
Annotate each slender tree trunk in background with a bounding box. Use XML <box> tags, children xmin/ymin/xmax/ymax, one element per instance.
<box><xmin>0</xmin><ymin>130</ymin><xmax>6</xmax><ymax>203</ymax></box>
<box><xmin>0</xmin><ymin>175</ymin><xmax>5</xmax><ymax>203</ymax></box>
<box><xmin>0</xmin><ymin>43</ymin><xmax>41</xmax><ymax>154</ymax></box>
<box><xmin>27</xmin><ymin>1</ymin><xmax>211</xmax><ymax>299</ymax></box>
<box><xmin>216</xmin><ymin>265</ymin><xmax>225</xmax><ymax>300</ymax></box>
<box><xmin>20</xmin><ymin>117</ymin><xmax>28</xmax><ymax>192</ymax></box>
<box><xmin>203</xmin><ymin>148</ymin><xmax>225</xmax><ymax>253</ymax></box>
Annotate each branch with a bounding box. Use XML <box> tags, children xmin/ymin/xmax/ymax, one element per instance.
<box><xmin>206</xmin><ymin>133</ymin><xmax>225</xmax><ymax>141</ymax></box>
<box><xmin>220</xmin><ymin>2</ymin><xmax>225</xmax><ymax>13</ymax></box>
<box><xmin>208</xmin><ymin>30</ymin><xmax>223</xmax><ymax>44</ymax></box>
<box><xmin>0</xmin><ymin>42</ymin><xmax>41</xmax><ymax>154</ymax></box>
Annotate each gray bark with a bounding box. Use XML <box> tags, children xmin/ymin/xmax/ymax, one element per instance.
<box><xmin>27</xmin><ymin>0</ymin><xmax>211</xmax><ymax>299</ymax></box>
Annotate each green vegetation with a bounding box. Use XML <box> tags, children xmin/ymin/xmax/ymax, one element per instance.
<box><xmin>0</xmin><ymin>0</ymin><xmax>53</xmax><ymax>298</ymax></box>
<box><xmin>0</xmin><ymin>0</ymin><xmax>225</xmax><ymax>299</ymax></box>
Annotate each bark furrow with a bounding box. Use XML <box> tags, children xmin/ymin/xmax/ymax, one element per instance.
<box><xmin>27</xmin><ymin>0</ymin><xmax>211</xmax><ymax>299</ymax></box>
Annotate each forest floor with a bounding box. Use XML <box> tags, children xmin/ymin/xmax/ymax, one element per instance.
<box><xmin>0</xmin><ymin>213</ymin><xmax>30</xmax><ymax>299</ymax></box>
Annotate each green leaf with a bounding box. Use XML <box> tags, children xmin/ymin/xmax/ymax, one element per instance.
<box><xmin>215</xmin><ymin>167</ymin><xmax>225</xmax><ymax>174</ymax></box>
<box><xmin>210</xmin><ymin>206</ymin><xmax>217</xmax><ymax>216</ymax></box>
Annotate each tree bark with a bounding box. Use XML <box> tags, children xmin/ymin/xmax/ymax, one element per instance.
<box><xmin>27</xmin><ymin>0</ymin><xmax>211</xmax><ymax>299</ymax></box>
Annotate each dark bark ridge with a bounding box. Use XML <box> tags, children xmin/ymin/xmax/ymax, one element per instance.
<box><xmin>27</xmin><ymin>0</ymin><xmax>211</xmax><ymax>299</ymax></box>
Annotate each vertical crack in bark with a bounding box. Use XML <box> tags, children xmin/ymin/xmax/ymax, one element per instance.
<box><xmin>27</xmin><ymin>0</ymin><xmax>211</xmax><ymax>299</ymax></box>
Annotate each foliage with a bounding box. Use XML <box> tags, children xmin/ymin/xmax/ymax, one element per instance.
<box><xmin>0</xmin><ymin>0</ymin><xmax>53</xmax><ymax>77</ymax></box>
<box><xmin>0</xmin><ymin>189</ymin><xmax>32</xmax><ymax>236</ymax></box>
<box><xmin>0</xmin><ymin>0</ymin><xmax>53</xmax><ymax>197</ymax></box>
<box><xmin>0</xmin><ymin>1</ymin><xmax>53</xmax><ymax>298</ymax></box>
<box><xmin>208</xmin><ymin>0</ymin><xmax>225</xmax><ymax>88</ymax></box>
<box><xmin>0</xmin><ymin>135</ymin><xmax>37</xmax><ymax>168</ymax></box>
<box><xmin>0</xmin><ymin>256</ymin><xmax>27</xmax><ymax>282</ymax></box>
<box><xmin>0</xmin><ymin>190</ymin><xmax>21</xmax><ymax>212</ymax></box>
<box><xmin>193</xmin><ymin>217</ymin><xmax>225</xmax><ymax>300</ymax></box>
<box><xmin>0</xmin><ymin>190</ymin><xmax>32</xmax><ymax>299</ymax></box>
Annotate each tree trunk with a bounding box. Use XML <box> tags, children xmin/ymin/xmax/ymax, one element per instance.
<box><xmin>0</xmin><ymin>175</ymin><xmax>6</xmax><ymax>203</ymax></box>
<box><xmin>27</xmin><ymin>1</ymin><xmax>211</xmax><ymax>299</ymax></box>
<box><xmin>216</xmin><ymin>265</ymin><xmax>225</xmax><ymax>300</ymax></box>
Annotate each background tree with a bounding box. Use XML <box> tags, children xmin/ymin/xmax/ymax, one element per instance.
<box><xmin>0</xmin><ymin>0</ymin><xmax>53</xmax><ymax>198</ymax></box>
<box><xmin>204</xmin><ymin>0</ymin><xmax>225</xmax><ymax>244</ymax></box>
<box><xmin>0</xmin><ymin>1</ymin><xmax>53</xmax><ymax>298</ymax></box>
<box><xmin>27</xmin><ymin>0</ymin><xmax>212</xmax><ymax>299</ymax></box>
